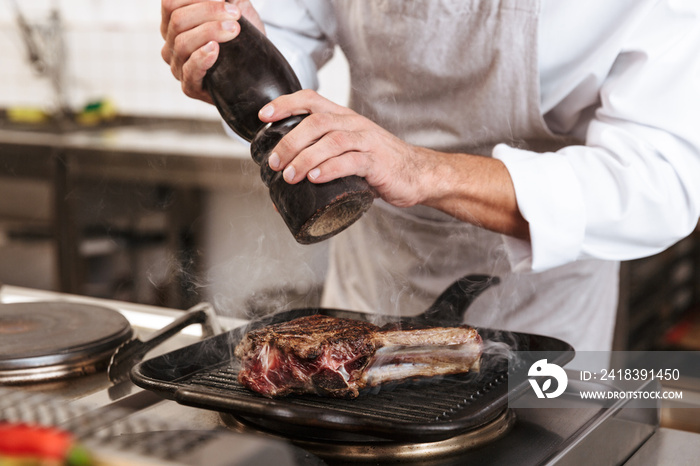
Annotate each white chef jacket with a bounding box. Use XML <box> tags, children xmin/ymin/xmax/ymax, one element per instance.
<box><xmin>253</xmin><ymin>0</ymin><xmax>700</xmax><ymax>272</ymax></box>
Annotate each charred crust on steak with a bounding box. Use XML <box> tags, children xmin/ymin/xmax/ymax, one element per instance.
<box><xmin>237</xmin><ymin>314</ymin><xmax>379</xmax><ymax>360</ymax></box>
<box><xmin>235</xmin><ymin>314</ymin><xmax>482</xmax><ymax>399</ymax></box>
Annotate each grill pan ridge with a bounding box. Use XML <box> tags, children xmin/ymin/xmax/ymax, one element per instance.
<box><xmin>131</xmin><ymin>307</ymin><xmax>573</xmax><ymax>442</ymax></box>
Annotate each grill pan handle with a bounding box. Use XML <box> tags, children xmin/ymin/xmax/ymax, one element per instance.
<box><xmin>108</xmin><ymin>302</ymin><xmax>222</xmax><ymax>384</ymax></box>
<box><xmin>416</xmin><ymin>274</ymin><xmax>500</xmax><ymax>326</ymax></box>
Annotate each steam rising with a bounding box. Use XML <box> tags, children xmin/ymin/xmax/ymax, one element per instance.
<box><xmin>136</xmin><ymin>129</ymin><xmax>526</xmax><ymax>400</ymax></box>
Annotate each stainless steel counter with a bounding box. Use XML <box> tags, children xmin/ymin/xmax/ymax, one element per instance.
<box><xmin>625</xmin><ymin>428</ymin><xmax>699</xmax><ymax>465</ymax></box>
<box><xmin>0</xmin><ymin>119</ymin><xmax>254</xmax><ymax>188</ymax></box>
<box><xmin>0</xmin><ymin>119</ymin><xmax>264</xmax><ymax>307</ymax></box>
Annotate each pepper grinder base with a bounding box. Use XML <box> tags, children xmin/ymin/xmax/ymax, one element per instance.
<box><xmin>295</xmin><ymin>191</ymin><xmax>375</xmax><ymax>244</ymax></box>
<box><xmin>268</xmin><ymin>175</ymin><xmax>375</xmax><ymax>245</ymax></box>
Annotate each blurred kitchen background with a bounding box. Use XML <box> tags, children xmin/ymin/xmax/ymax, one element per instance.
<box><xmin>0</xmin><ymin>0</ymin><xmax>350</xmax><ymax>314</ymax></box>
<box><xmin>1</xmin><ymin>0</ymin><xmax>699</xmax><ymax>352</ymax></box>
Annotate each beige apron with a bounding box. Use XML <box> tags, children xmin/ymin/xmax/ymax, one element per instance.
<box><xmin>318</xmin><ymin>0</ymin><xmax>619</xmax><ymax>351</ymax></box>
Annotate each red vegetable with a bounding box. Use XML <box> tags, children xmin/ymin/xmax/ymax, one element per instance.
<box><xmin>0</xmin><ymin>422</ymin><xmax>73</xmax><ymax>460</ymax></box>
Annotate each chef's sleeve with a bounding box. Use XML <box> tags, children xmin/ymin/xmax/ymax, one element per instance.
<box><xmin>221</xmin><ymin>1</ymin><xmax>334</xmax><ymax>142</ymax></box>
<box><xmin>495</xmin><ymin>2</ymin><xmax>700</xmax><ymax>272</ymax></box>
<box><xmin>253</xmin><ymin>0</ymin><xmax>335</xmax><ymax>90</ymax></box>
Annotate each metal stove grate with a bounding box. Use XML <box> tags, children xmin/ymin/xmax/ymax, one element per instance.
<box><xmin>0</xmin><ymin>387</ymin><xmax>220</xmax><ymax>462</ymax></box>
<box><xmin>0</xmin><ymin>388</ymin><xmax>95</xmax><ymax>426</ymax></box>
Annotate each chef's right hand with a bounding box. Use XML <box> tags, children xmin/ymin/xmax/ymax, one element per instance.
<box><xmin>160</xmin><ymin>0</ymin><xmax>264</xmax><ymax>104</ymax></box>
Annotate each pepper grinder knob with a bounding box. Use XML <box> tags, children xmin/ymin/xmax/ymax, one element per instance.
<box><xmin>203</xmin><ymin>16</ymin><xmax>374</xmax><ymax>244</ymax></box>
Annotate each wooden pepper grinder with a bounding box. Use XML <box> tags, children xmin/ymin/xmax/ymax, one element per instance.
<box><xmin>203</xmin><ymin>15</ymin><xmax>374</xmax><ymax>244</ymax></box>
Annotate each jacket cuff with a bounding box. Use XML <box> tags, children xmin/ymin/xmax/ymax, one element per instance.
<box><xmin>493</xmin><ymin>143</ymin><xmax>586</xmax><ymax>272</ymax></box>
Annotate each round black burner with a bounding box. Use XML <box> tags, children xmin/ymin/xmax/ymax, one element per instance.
<box><xmin>0</xmin><ymin>302</ymin><xmax>133</xmax><ymax>384</ymax></box>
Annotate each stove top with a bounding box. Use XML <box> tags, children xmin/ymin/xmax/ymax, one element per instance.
<box><xmin>0</xmin><ymin>286</ymin><xmax>314</xmax><ymax>465</ymax></box>
<box><xmin>0</xmin><ymin>301</ymin><xmax>133</xmax><ymax>384</ymax></box>
<box><xmin>0</xmin><ymin>285</ymin><xmax>666</xmax><ymax>465</ymax></box>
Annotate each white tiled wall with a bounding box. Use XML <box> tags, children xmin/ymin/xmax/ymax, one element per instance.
<box><xmin>0</xmin><ymin>0</ymin><xmax>349</xmax><ymax>120</ymax></box>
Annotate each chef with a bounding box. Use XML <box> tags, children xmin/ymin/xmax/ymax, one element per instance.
<box><xmin>160</xmin><ymin>0</ymin><xmax>700</xmax><ymax>351</ymax></box>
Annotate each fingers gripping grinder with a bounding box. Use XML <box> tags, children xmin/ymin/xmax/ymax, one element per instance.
<box><xmin>204</xmin><ymin>16</ymin><xmax>374</xmax><ymax>244</ymax></box>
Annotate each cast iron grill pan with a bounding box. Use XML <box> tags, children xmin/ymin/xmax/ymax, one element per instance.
<box><xmin>132</xmin><ymin>276</ymin><xmax>573</xmax><ymax>443</ymax></box>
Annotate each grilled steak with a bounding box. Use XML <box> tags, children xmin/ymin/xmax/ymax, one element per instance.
<box><xmin>234</xmin><ymin>314</ymin><xmax>482</xmax><ymax>398</ymax></box>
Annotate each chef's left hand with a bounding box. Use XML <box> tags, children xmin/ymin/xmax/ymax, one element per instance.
<box><xmin>258</xmin><ymin>90</ymin><xmax>438</xmax><ymax>209</ymax></box>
